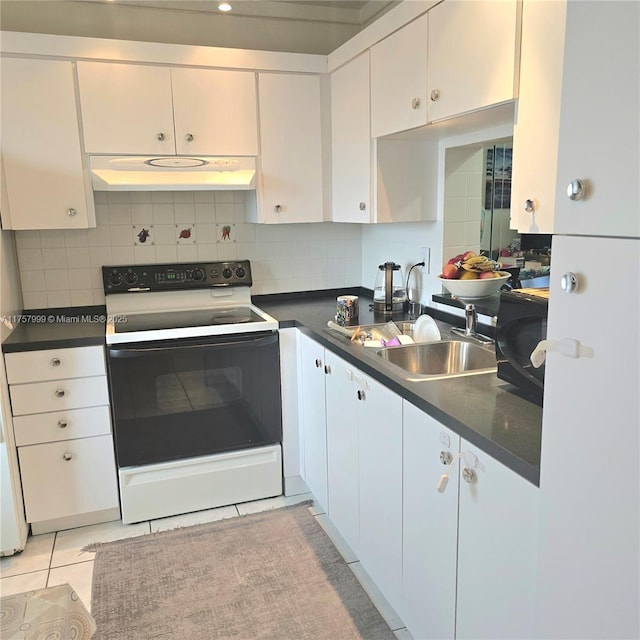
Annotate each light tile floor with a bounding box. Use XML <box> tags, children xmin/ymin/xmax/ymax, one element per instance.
<box><xmin>0</xmin><ymin>492</ymin><xmax>412</xmax><ymax>639</ymax></box>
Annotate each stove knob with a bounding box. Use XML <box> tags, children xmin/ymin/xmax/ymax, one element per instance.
<box><xmin>124</xmin><ymin>271</ymin><xmax>138</xmax><ymax>285</ymax></box>
<box><xmin>236</xmin><ymin>266</ymin><xmax>246</xmax><ymax>279</ymax></box>
<box><xmin>108</xmin><ymin>272</ymin><xmax>123</xmax><ymax>286</ymax></box>
<box><xmin>222</xmin><ymin>268</ymin><xmax>233</xmax><ymax>279</ymax></box>
<box><xmin>192</xmin><ymin>268</ymin><xmax>205</xmax><ymax>282</ymax></box>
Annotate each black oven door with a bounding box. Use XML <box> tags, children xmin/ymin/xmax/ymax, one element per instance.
<box><xmin>107</xmin><ymin>331</ymin><xmax>282</xmax><ymax>468</ymax></box>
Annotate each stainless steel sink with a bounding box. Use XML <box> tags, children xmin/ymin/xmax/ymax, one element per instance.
<box><xmin>376</xmin><ymin>340</ymin><xmax>497</xmax><ymax>381</ymax></box>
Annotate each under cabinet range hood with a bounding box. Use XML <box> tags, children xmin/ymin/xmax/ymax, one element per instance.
<box><xmin>89</xmin><ymin>156</ymin><xmax>257</xmax><ymax>191</ymax></box>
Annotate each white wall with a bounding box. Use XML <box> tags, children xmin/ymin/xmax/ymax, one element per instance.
<box><xmin>0</xmin><ymin>229</ymin><xmax>22</xmax><ymax>340</ymax></box>
<box><xmin>361</xmin><ymin>221</ymin><xmax>442</xmax><ymax>307</ymax></box>
<box><xmin>13</xmin><ymin>190</ymin><xmax>363</xmax><ymax>309</ymax></box>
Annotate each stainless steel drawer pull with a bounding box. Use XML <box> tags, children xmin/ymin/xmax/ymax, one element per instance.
<box><xmin>315</xmin><ymin>358</ymin><xmax>322</xmax><ymax>368</ymax></box>
<box><xmin>440</xmin><ymin>451</ymin><xmax>453</xmax><ymax>466</ymax></box>
<box><xmin>55</xmin><ymin>389</ymin><xmax>66</xmax><ymax>398</ymax></box>
<box><xmin>50</xmin><ymin>358</ymin><xmax>61</xmax><ymax>367</ymax></box>
<box><xmin>58</xmin><ymin>420</ymin><xmax>68</xmax><ymax>429</ymax></box>
<box><xmin>357</xmin><ymin>389</ymin><xmax>365</xmax><ymax>401</ymax></box>
<box><xmin>62</xmin><ymin>452</ymin><xmax>73</xmax><ymax>461</ymax></box>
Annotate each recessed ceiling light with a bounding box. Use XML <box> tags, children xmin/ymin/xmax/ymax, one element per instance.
<box><xmin>217</xmin><ymin>2</ymin><xmax>232</xmax><ymax>11</ymax></box>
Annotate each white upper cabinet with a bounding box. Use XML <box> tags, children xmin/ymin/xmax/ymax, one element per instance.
<box><xmin>76</xmin><ymin>62</ymin><xmax>174</xmax><ymax>155</ymax></box>
<box><xmin>370</xmin><ymin>14</ymin><xmax>428</xmax><ymax>138</ymax></box>
<box><xmin>427</xmin><ymin>0</ymin><xmax>520</xmax><ymax>123</ymax></box>
<box><xmin>253</xmin><ymin>73</ymin><xmax>324</xmax><ymax>224</ymax></box>
<box><xmin>1</xmin><ymin>58</ymin><xmax>95</xmax><ymax>230</ymax></box>
<box><xmin>510</xmin><ymin>0</ymin><xmax>566</xmax><ymax>235</ymax></box>
<box><xmin>331</xmin><ymin>51</ymin><xmax>372</xmax><ymax>223</ymax></box>
<box><xmin>172</xmin><ymin>67</ymin><xmax>258</xmax><ymax>156</ymax></box>
<box><xmin>77</xmin><ymin>62</ymin><xmax>258</xmax><ymax>156</ymax></box>
<box><xmin>552</xmin><ymin>1</ymin><xmax>639</xmax><ymax>238</ymax></box>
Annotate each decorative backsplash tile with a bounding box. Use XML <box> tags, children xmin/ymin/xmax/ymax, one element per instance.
<box><xmin>14</xmin><ymin>190</ymin><xmax>364</xmax><ymax>309</ymax></box>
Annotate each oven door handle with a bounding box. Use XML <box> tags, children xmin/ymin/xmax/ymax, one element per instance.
<box><xmin>109</xmin><ymin>333</ymin><xmax>278</xmax><ymax>357</ymax></box>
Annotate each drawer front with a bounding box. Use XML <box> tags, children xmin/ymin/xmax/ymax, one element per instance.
<box><xmin>18</xmin><ymin>434</ymin><xmax>119</xmax><ymax>524</ymax></box>
<box><xmin>9</xmin><ymin>376</ymin><xmax>109</xmax><ymax>416</ymax></box>
<box><xmin>13</xmin><ymin>405</ymin><xmax>112</xmax><ymax>446</ymax></box>
<box><xmin>5</xmin><ymin>346</ymin><xmax>106</xmax><ymax>384</ymax></box>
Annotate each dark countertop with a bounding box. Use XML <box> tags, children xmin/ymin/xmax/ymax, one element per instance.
<box><xmin>2</xmin><ymin>294</ymin><xmax>542</xmax><ymax>486</ymax></box>
<box><xmin>256</xmin><ymin>292</ymin><xmax>542</xmax><ymax>486</ymax></box>
<box><xmin>2</xmin><ymin>307</ymin><xmax>108</xmax><ymax>352</ymax></box>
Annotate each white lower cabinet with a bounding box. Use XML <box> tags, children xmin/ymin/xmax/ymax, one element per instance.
<box><xmin>324</xmin><ymin>350</ymin><xmax>403</xmax><ymax>614</ymax></box>
<box><xmin>402</xmin><ymin>400</ymin><xmax>539</xmax><ymax>640</ymax></box>
<box><xmin>402</xmin><ymin>401</ymin><xmax>459</xmax><ymax>640</ymax></box>
<box><xmin>4</xmin><ymin>346</ymin><xmax>119</xmax><ymax>533</ymax></box>
<box><xmin>456</xmin><ymin>439</ymin><xmax>538</xmax><ymax>639</ymax></box>
<box><xmin>18</xmin><ymin>435</ymin><xmax>118</xmax><ymax>525</ymax></box>
<box><xmin>298</xmin><ymin>333</ymin><xmax>329</xmax><ymax>512</ymax></box>
<box><xmin>297</xmin><ymin>334</ymin><xmax>539</xmax><ymax>638</ymax></box>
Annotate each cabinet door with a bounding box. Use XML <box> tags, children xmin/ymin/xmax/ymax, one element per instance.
<box><xmin>297</xmin><ymin>334</ymin><xmax>328</xmax><ymax>512</ymax></box>
<box><xmin>370</xmin><ymin>14</ymin><xmax>428</xmax><ymax>138</ymax></box>
<box><xmin>331</xmin><ymin>52</ymin><xmax>372</xmax><ymax>223</ymax></box>
<box><xmin>357</xmin><ymin>370</ymin><xmax>403</xmax><ymax>614</ymax></box>
<box><xmin>510</xmin><ymin>0</ymin><xmax>567</xmax><ymax>235</ymax></box>
<box><xmin>19</xmin><ymin>435</ymin><xmax>119</xmax><ymax>523</ymax></box>
<box><xmin>256</xmin><ymin>73</ymin><xmax>323</xmax><ymax>223</ymax></box>
<box><xmin>324</xmin><ymin>351</ymin><xmax>359</xmax><ymax>554</ymax></box>
<box><xmin>77</xmin><ymin>61</ymin><xmax>175</xmax><ymax>155</ymax></box>
<box><xmin>535</xmin><ymin>236</ymin><xmax>639</xmax><ymax>639</ymax></box>
<box><xmin>456</xmin><ymin>440</ymin><xmax>538</xmax><ymax>639</ymax></box>
<box><xmin>427</xmin><ymin>0</ymin><xmax>519</xmax><ymax>123</ymax></box>
<box><xmin>1</xmin><ymin>58</ymin><xmax>94</xmax><ymax>230</ymax></box>
<box><xmin>553</xmin><ymin>1</ymin><xmax>639</xmax><ymax>238</ymax></box>
<box><xmin>402</xmin><ymin>401</ymin><xmax>458</xmax><ymax>640</ymax></box>
<box><xmin>172</xmin><ymin>68</ymin><xmax>258</xmax><ymax>156</ymax></box>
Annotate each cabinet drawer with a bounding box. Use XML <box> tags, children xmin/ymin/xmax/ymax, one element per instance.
<box><xmin>18</xmin><ymin>435</ymin><xmax>119</xmax><ymax>524</ymax></box>
<box><xmin>5</xmin><ymin>346</ymin><xmax>106</xmax><ymax>384</ymax></box>
<box><xmin>9</xmin><ymin>376</ymin><xmax>109</xmax><ymax>416</ymax></box>
<box><xmin>13</xmin><ymin>405</ymin><xmax>111</xmax><ymax>446</ymax></box>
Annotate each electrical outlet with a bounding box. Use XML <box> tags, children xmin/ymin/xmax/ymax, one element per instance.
<box><xmin>421</xmin><ymin>247</ymin><xmax>431</xmax><ymax>274</ymax></box>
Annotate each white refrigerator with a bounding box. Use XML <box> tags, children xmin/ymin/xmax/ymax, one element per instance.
<box><xmin>533</xmin><ymin>2</ymin><xmax>639</xmax><ymax>638</ymax></box>
<box><xmin>0</xmin><ymin>402</ymin><xmax>28</xmax><ymax>556</ymax></box>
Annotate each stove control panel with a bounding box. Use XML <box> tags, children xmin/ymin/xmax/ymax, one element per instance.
<box><xmin>103</xmin><ymin>260</ymin><xmax>253</xmax><ymax>293</ymax></box>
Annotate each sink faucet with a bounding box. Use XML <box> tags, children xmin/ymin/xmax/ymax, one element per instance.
<box><xmin>451</xmin><ymin>303</ymin><xmax>494</xmax><ymax>345</ymax></box>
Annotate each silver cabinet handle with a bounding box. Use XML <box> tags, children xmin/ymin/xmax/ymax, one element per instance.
<box><xmin>560</xmin><ymin>272</ymin><xmax>578</xmax><ymax>293</ymax></box>
<box><xmin>359</xmin><ymin>202</ymin><xmax>366</xmax><ymax>211</ymax></box>
<box><xmin>462</xmin><ymin>467</ymin><xmax>477</xmax><ymax>483</ymax></box>
<box><xmin>440</xmin><ymin>451</ymin><xmax>453</xmax><ymax>466</ymax></box>
<box><xmin>55</xmin><ymin>389</ymin><xmax>66</xmax><ymax>398</ymax></box>
<box><xmin>567</xmin><ymin>178</ymin><xmax>586</xmax><ymax>201</ymax></box>
<box><xmin>67</xmin><ymin>208</ymin><xmax>77</xmax><ymax>217</ymax></box>
<box><xmin>157</xmin><ymin>132</ymin><xmax>166</xmax><ymax>141</ymax></box>
<box><xmin>357</xmin><ymin>389</ymin><xmax>365</xmax><ymax>401</ymax></box>
<box><xmin>57</xmin><ymin>420</ymin><xmax>68</xmax><ymax>429</ymax></box>
<box><xmin>274</xmin><ymin>204</ymin><xmax>282</xmax><ymax>213</ymax></box>
<box><xmin>430</xmin><ymin>88</ymin><xmax>440</xmax><ymax>102</ymax></box>
<box><xmin>50</xmin><ymin>357</ymin><xmax>61</xmax><ymax>367</ymax></box>
<box><xmin>314</xmin><ymin>358</ymin><xmax>322</xmax><ymax>368</ymax></box>
<box><xmin>324</xmin><ymin>364</ymin><xmax>331</xmax><ymax>375</ymax></box>
<box><xmin>185</xmin><ymin>133</ymin><xmax>194</xmax><ymax>142</ymax></box>
<box><xmin>411</xmin><ymin>97</ymin><xmax>421</xmax><ymax>109</ymax></box>
<box><xmin>524</xmin><ymin>199</ymin><xmax>535</xmax><ymax>213</ymax></box>
<box><xmin>62</xmin><ymin>452</ymin><xmax>73</xmax><ymax>461</ymax></box>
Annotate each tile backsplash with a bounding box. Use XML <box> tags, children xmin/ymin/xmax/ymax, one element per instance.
<box><xmin>14</xmin><ymin>190</ymin><xmax>363</xmax><ymax>309</ymax></box>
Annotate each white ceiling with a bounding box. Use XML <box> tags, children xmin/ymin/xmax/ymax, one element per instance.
<box><xmin>0</xmin><ymin>0</ymin><xmax>402</xmax><ymax>54</ymax></box>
